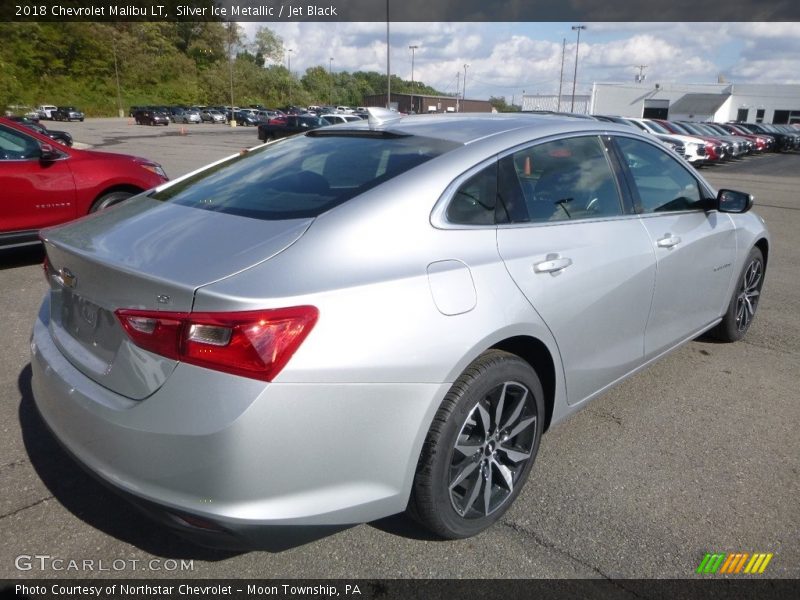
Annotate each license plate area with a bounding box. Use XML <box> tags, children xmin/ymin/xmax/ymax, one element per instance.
<box><xmin>52</xmin><ymin>288</ymin><xmax>123</xmax><ymax>363</ymax></box>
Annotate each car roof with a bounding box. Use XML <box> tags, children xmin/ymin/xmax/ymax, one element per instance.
<box><xmin>330</xmin><ymin>112</ymin><xmax>635</xmax><ymax>145</ymax></box>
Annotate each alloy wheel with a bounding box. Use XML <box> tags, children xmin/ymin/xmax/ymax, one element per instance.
<box><xmin>448</xmin><ymin>381</ymin><xmax>538</xmax><ymax>518</ymax></box>
<box><xmin>736</xmin><ymin>258</ymin><xmax>763</xmax><ymax>332</ymax></box>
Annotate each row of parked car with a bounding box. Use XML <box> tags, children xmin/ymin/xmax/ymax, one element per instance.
<box><xmin>128</xmin><ymin>104</ymin><xmax>372</xmax><ymax>128</ymax></box>
<box><xmin>590</xmin><ymin>115</ymin><xmax>799</xmax><ymax>167</ymax></box>
<box><xmin>35</xmin><ymin>105</ymin><xmax>85</xmax><ymax>121</ymax></box>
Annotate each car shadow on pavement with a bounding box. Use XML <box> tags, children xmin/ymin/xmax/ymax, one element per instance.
<box><xmin>17</xmin><ymin>365</ymin><xmax>354</xmax><ymax>555</ymax></box>
<box><xmin>0</xmin><ymin>246</ymin><xmax>44</xmax><ymax>270</ymax></box>
<box><xmin>368</xmin><ymin>514</ymin><xmax>445</xmax><ymax>542</ymax></box>
<box><xmin>16</xmin><ymin>364</ymin><xmax>240</xmax><ymax>560</ymax></box>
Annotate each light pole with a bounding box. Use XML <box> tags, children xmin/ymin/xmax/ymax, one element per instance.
<box><xmin>228</xmin><ymin>23</ymin><xmax>236</xmax><ymax>127</ymax></box>
<box><xmin>570</xmin><ymin>25</ymin><xmax>586</xmax><ymax>112</ymax></box>
<box><xmin>329</xmin><ymin>57</ymin><xmax>334</xmax><ymax>106</ymax></box>
<box><xmin>409</xmin><ymin>45</ymin><xmax>418</xmax><ymax>114</ymax></box>
<box><xmin>463</xmin><ymin>64</ymin><xmax>469</xmax><ymax>110</ymax></box>
<box><xmin>557</xmin><ymin>37</ymin><xmax>566</xmax><ymax>111</ymax></box>
<box><xmin>386</xmin><ymin>0</ymin><xmax>391</xmax><ymax>108</ymax></box>
<box><xmin>287</xmin><ymin>48</ymin><xmax>293</xmax><ymax>107</ymax></box>
<box><xmin>111</xmin><ymin>37</ymin><xmax>123</xmax><ymax>118</ymax></box>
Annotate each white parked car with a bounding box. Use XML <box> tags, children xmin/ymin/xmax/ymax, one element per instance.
<box><xmin>36</xmin><ymin>105</ymin><xmax>58</xmax><ymax>120</ymax></box>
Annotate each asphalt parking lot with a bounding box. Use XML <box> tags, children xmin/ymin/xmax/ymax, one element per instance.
<box><xmin>1</xmin><ymin>119</ymin><xmax>798</xmax><ymax>579</ymax></box>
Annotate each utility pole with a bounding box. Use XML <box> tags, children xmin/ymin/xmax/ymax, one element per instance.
<box><xmin>557</xmin><ymin>38</ymin><xmax>566</xmax><ymax>111</ymax></box>
<box><xmin>571</xmin><ymin>25</ymin><xmax>586</xmax><ymax>112</ymax></box>
<box><xmin>463</xmin><ymin>64</ymin><xmax>469</xmax><ymax>110</ymax></box>
<box><xmin>228</xmin><ymin>22</ymin><xmax>236</xmax><ymax>127</ymax></box>
<box><xmin>409</xmin><ymin>45</ymin><xmax>418</xmax><ymax>114</ymax></box>
<box><xmin>635</xmin><ymin>64</ymin><xmax>648</xmax><ymax>83</ymax></box>
<box><xmin>287</xmin><ymin>48</ymin><xmax>293</xmax><ymax>107</ymax></box>
<box><xmin>329</xmin><ymin>57</ymin><xmax>334</xmax><ymax>105</ymax></box>
<box><xmin>455</xmin><ymin>71</ymin><xmax>460</xmax><ymax>112</ymax></box>
<box><xmin>386</xmin><ymin>0</ymin><xmax>391</xmax><ymax>108</ymax></box>
<box><xmin>111</xmin><ymin>37</ymin><xmax>123</xmax><ymax>118</ymax></box>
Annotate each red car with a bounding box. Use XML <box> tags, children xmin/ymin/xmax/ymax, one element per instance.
<box><xmin>0</xmin><ymin>117</ymin><xmax>168</xmax><ymax>249</ymax></box>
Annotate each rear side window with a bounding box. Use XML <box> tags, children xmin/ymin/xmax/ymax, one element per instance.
<box><xmin>446</xmin><ymin>163</ymin><xmax>498</xmax><ymax>225</ymax></box>
<box><xmin>150</xmin><ymin>134</ymin><xmax>459</xmax><ymax>220</ymax></box>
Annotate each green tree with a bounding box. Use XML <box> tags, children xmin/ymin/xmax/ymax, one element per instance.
<box><xmin>252</xmin><ymin>27</ymin><xmax>284</xmax><ymax>67</ymax></box>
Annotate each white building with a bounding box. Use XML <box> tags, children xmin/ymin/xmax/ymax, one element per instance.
<box><xmin>589</xmin><ymin>82</ymin><xmax>800</xmax><ymax>124</ymax></box>
<box><xmin>521</xmin><ymin>94</ymin><xmax>591</xmax><ymax>114</ymax></box>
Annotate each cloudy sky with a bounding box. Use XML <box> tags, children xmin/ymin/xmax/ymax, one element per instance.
<box><xmin>241</xmin><ymin>21</ymin><xmax>800</xmax><ymax>101</ymax></box>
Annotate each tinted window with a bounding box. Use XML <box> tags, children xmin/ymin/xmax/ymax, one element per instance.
<box><xmin>0</xmin><ymin>125</ymin><xmax>40</xmax><ymax>160</ymax></box>
<box><xmin>615</xmin><ymin>137</ymin><xmax>702</xmax><ymax>213</ymax></box>
<box><xmin>150</xmin><ymin>134</ymin><xmax>459</xmax><ymax>220</ymax></box>
<box><xmin>446</xmin><ymin>163</ymin><xmax>497</xmax><ymax>225</ymax></box>
<box><xmin>500</xmin><ymin>135</ymin><xmax>623</xmax><ymax>223</ymax></box>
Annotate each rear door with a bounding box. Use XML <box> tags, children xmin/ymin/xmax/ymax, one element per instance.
<box><xmin>495</xmin><ymin>135</ymin><xmax>657</xmax><ymax>405</ymax></box>
<box><xmin>0</xmin><ymin>123</ymin><xmax>76</xmax><ymax>233</ymax></box>
<box><xmin>611</xmin><ymin>135</ymin><xmax>736</xmax><ymax>358</ymax></box>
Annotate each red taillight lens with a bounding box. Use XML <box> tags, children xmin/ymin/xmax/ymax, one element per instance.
<box><xmin>115</xmin><ymin>307</ymin><xmax>318</xmax><ymax>381</ymax></box>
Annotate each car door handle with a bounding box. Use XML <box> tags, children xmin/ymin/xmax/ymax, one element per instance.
<box><xmin>534</xmin><ymin>255</ymin><xmax>573</xmax><ymax>273</ymax></box>
<box><xmin>656</xmin><ymin>234</ymin><xmax>682</xmax><ymax>249</ymax></box>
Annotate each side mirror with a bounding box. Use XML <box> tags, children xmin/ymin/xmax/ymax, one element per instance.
<box><xmin>39</xmin><ymin>142</ymin><xmax>62</xmax><ymax>162</ymax></box>
<box><xmin>716</xmin><ymin>189</ymin><xmax>753</xmax><ymax>213</ymax></box>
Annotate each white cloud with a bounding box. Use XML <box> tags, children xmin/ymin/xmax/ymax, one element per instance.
<box><xmin>239</xmin><ymin>22</ymin><xmax>800</xmax><ymax>99</ymax></box>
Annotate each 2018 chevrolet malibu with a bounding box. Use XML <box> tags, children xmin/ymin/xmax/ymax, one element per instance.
<box><xmin>31</xmin><ymin>111</ymin><xmax>768</xmax><ymax>547</ymax></box>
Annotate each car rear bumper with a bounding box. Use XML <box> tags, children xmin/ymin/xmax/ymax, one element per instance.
<box><xmin>31</xmin><ymin>295</ymin><xmax>445</xmax><ymax>547</ymax></box>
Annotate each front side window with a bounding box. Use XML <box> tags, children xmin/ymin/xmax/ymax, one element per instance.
<box><xmin>615</xmin><ymin>137</ymin><xmax>703</xmax><ymax>213</ymax></box>
<box><xmin>500</xmin><ymin>135</ymin><xmax>624</xmax><ymax>223</ymax></box>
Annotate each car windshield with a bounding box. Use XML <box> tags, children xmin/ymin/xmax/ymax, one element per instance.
<box><xmin>150</xmin><ymin>132</ymin><xmax>460</xmax><ymax>220</ymax></box>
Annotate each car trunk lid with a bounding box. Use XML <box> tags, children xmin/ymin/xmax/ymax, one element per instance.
<box><xmin>41</xmin><ymin>196</ymin><xmax>312</xmax><ymax>399</ymax></box>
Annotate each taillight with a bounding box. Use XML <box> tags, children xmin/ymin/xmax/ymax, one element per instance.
<box><xmin>115</xmin><ymin>307</ymin><xmax>318</xmax><ymax>381</ymax></box>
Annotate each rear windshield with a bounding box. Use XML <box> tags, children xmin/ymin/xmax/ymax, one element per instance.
<box><xmin>150</xmin><ymin>133</ymin><xmax>459</xmax><ymax>220</ymax></box>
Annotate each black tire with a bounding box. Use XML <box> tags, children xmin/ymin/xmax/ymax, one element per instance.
<box><xmin>90</xmin><ymin>190</ymin><xmax>135</xmax><ymax>213</ymax></box>
<box><xmin>709</xmin><ymin>246</ymin><xmax>764</xmax><ymax>342</ymax></box>
<box><xmin>408</xmin><ymin>350</ymin><xmax>545</xmax><ymax>539</ymax></box>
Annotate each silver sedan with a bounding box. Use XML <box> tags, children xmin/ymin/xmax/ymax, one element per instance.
<box><xmin>32</xmin><ymin>111</ymin><xmax>768</xmax><ymax>547</ymax></box>
<box><xmin>180</xmin><ymin>110</ymin><xmax>201</xmax><ymax>124</ymax></box>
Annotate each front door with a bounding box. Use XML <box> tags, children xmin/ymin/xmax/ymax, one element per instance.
<box><xmin>495</xmin><ymin>135</ymin><xmax>656</xmax><ymax>405</ymax></box>
<box><xmin>612</xmin><ymin>135</ymin><xmax>736</xmax><ymax>358</ymax></box>
<box><xmin>0</xmin><ymin>124</ymin><xmax>76</xmax><ymax>233</ymax></box>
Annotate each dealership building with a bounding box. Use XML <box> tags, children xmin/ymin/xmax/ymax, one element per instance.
<box><xmin>520</xmin><ymin>82</ymin><xmax>800</xmax><ymax>124</ymax></box>
<box><xmin>588</xmin><ymin>82</ymin><xmax>800</xmax><ymax>124</ymax></box>
<box><xmin>362</xmin><ymin>93</ymin><xmax>493</xmax><ymax>114</ymax></box>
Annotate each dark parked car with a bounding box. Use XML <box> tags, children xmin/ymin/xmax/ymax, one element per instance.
<box><xmin>52</xmin><ymin>106</ymin><xmax>85</xmax><ymax>122</ymax></box>
<box><xmin>7</xmin><ymin>116</ymin><xmax>73</xmax><ymax>147</ymax></box>
<box><xmin>257</xmin><ymin>114</ymin><xmax>326</xmax><ymax>141</ymax></box>
<box><xmin>0</xmin><ymin>117</ymin><xmax>168</xmax><ymax>249</ymax></box>
<box><xmin>234</xmin><ymin>111</ymin><xmax>259</xmax><ymax>126</ymax></box>
<box><xmin>133</xmin><ymin>109</ymin><xmax>169</xmax><ymax>126</ymax></box>
<box><xmin>734</xmin><ymin>123</ymin><xmax>794</xmax><ymax>152</ymax></box>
